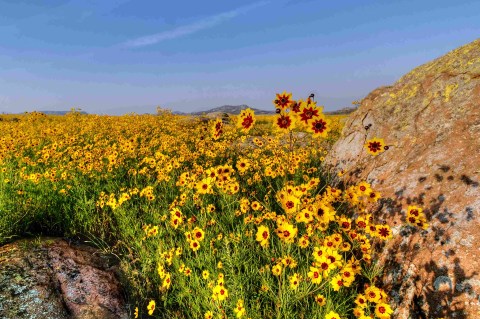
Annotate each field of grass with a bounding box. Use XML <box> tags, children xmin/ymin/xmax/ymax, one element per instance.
<box><xmin>0</xmin><ymin>98</ymin><xmax>420</xmax><ymax>319</ymax></box>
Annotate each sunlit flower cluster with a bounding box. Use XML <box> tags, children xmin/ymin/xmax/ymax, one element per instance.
<box><xmin>0</xmin><ymin>94</ymin><xmax>419</xmax><ymax>319</ymax></box>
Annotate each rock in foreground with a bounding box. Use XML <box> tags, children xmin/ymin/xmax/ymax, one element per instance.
<box><xmin>0</xmin><ymin>238</ymin><xmax>129</xmax><ymax>319</ymax></box>
<box><xmin>326</xmin><ymin>39</ymin><xmax>480</xmax><ymax>318</ymax></box>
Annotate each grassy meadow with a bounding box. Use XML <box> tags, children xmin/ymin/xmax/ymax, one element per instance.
<box><xmin>0</xmin><ymin>94</ymin><xmax>426</xmax><ymax>319</ymax></box>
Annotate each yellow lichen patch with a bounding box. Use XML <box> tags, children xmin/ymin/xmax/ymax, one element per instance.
<box><xmin>406</xmin><ymin>84</ymin><xmax>419</xmax><ymax>99</ymax></box>
<box><xmin>385</xmin><ymin>92</ymin><xmax>397</xmax><ymax>106</ymax></box>
<box><xmin>444</xmin><ymin>83</ymin><xmax>458</xmax><ymax>102</ymax></box>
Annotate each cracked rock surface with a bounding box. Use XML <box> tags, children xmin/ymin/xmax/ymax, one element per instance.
<box><xmin>0</xmin><ymin>238</ymin><xmax>129</xmax><ymax>319</ymax></box>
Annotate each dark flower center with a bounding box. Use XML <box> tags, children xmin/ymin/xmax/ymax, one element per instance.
<box><xmin>379</xmin><ymin>228</ymin><xmax>390</xmax><ymax>237</ymax></box>
<box><xmin>368</xmin><ymin>141</ymin><xmax>382</xmax><ymax>152</ymax></box>
<box><xmin>314</xmin><ymin>121</ymin><xmax>326</xmax><ymax>132</ymax></box>
<box><xmin>242</xmin><ymin>115</ymin><xmax>253</xmax><ymax>129</ymax></box>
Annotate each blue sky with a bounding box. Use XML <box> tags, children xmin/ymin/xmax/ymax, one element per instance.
<box><xmin>0</xmin><ymin>0</ymin><xmax>479</xmax><ymax>115</ymax></box>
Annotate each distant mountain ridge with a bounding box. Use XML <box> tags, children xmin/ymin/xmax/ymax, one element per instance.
<box><xmin>189</xmin><ymin>104</ymin><xmax>357</xmax><ymax>116</ymax></box>
<box><xmin>190</xmin><ymin>104</ymin><xmax>274</xmax><ymax>115</ymax></box>
<box><xmin>324</xmin><ymin>106</ymin><xmax>358</xmax><ymax>115</ymax></box>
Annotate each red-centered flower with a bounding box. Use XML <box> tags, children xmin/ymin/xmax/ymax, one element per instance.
<box><xmin>369</xmin><ymin>142</ymin><xmax>381</xmax><ymax>152</ymax></box>
<box><xmin>273</xmin><ymin>91</ymin><xmax>293</xmax><ymax>110</ymax></box>
<box><xmin>365</xmin><ymin>138</ymin><xmax>385</xmax><ymax>156</ymax></box>
<box><xmin>307</xmin><ymin>114</ymin><xmax>330</xmax><ymax>137</ymax></box>
<box><xmin>242</xmin><ymin>115</ymin><xmax>254</xmax><ymax>130</ymax></box>
<box><xmin>276</xmin><ymin>113</ymin><xmax>294</xmax><ymax>131</ymax></box>
<box><xmin>300</xmin><ymin>106</ymin><xmax>320</xmax><ymax>124</ymax></box>
<box><xmin>290</xmin><ymin>100</ymin><xmax>301</xmax><ymax>113</ymax></box>
<box><xmin>377</xmin><ymin>226</ymin><xmax>392</xmax><ymax>239</ymax></box>
<box><xmin>315</xmin><ymin>294</ymin><xmax>326</xmax><ymax>306</ymax></box>
<box><xmin>317</xmin><ymin>207</ymin><xmax>324</xmax><ymax>217</ymax></box>
<box><xmin>237</xmin><ymin>108</ymin><xmax>256</xmax><ymax>133</ymax></box>
<box><xmin>310</xmin><ymin>118</ymin><xmax>327</xmax><ymax>134</ymax></box>
<box><xmin>211</xmin><ymin>118</ymin><xmax>224</xmax><ymax>140</ymax></box>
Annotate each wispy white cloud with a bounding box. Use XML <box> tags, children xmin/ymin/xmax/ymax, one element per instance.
<box><xmin>123</xmin><ymin>1</ymin><xmax>270</xmax><ymax>48</ymax></box>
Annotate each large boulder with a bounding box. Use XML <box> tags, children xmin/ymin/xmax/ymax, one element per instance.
<box><xmin>0</xmin><ymin>238</ymin><xmax>129</xmax><ymax>319</ymax></box>
<box><xmin>326</xmin><ymin>39</ymin><xmax>480</xmax><ymax>318</ymax></box>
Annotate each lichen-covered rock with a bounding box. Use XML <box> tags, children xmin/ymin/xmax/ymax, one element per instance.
<box><xmin>325</xmin><ymin>39</ymin><xmax>480</xmax><ymax>318</ymax></box>
<box><xmin>0</xmin><ymin>238</ymin><xmax>129</xmax><ymax>319</ymax></box>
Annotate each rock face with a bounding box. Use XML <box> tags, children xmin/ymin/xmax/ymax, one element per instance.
<box><xmin>0</xmin><ymin>238</ymin><xmax>129</xmax><ymax>319</ymax></box>
<box><xmin>326</xmin><ymin>39</ymin><xmax>480</xmax><ymax>318</ymax></box>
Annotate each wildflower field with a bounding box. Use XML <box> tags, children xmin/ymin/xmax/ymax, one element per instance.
<box><xmin>0</xmin><ymin>93</ymin><xmax>426</xmax><ymax>319</ymax></box>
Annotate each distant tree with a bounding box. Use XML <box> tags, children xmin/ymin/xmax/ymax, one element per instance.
<box><xmin>156</xmin><ymin>106</ymin><xmax>172</xmax><ymax>115</ymax></box>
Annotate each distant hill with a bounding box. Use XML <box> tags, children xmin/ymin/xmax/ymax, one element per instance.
<box><xmin>190</xmin><ymin>105</ymin><xmax>274</xmax><ymax>115</ymax></box>
<box><xmin>189</xmin><ymin>104</ymin><xmax>357</xmax><ymax>116</ymax></box>
<box><xmin>324</xmin><ymin>106</ymin><xmax>358</xmax><ymax>115</ymax></box>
